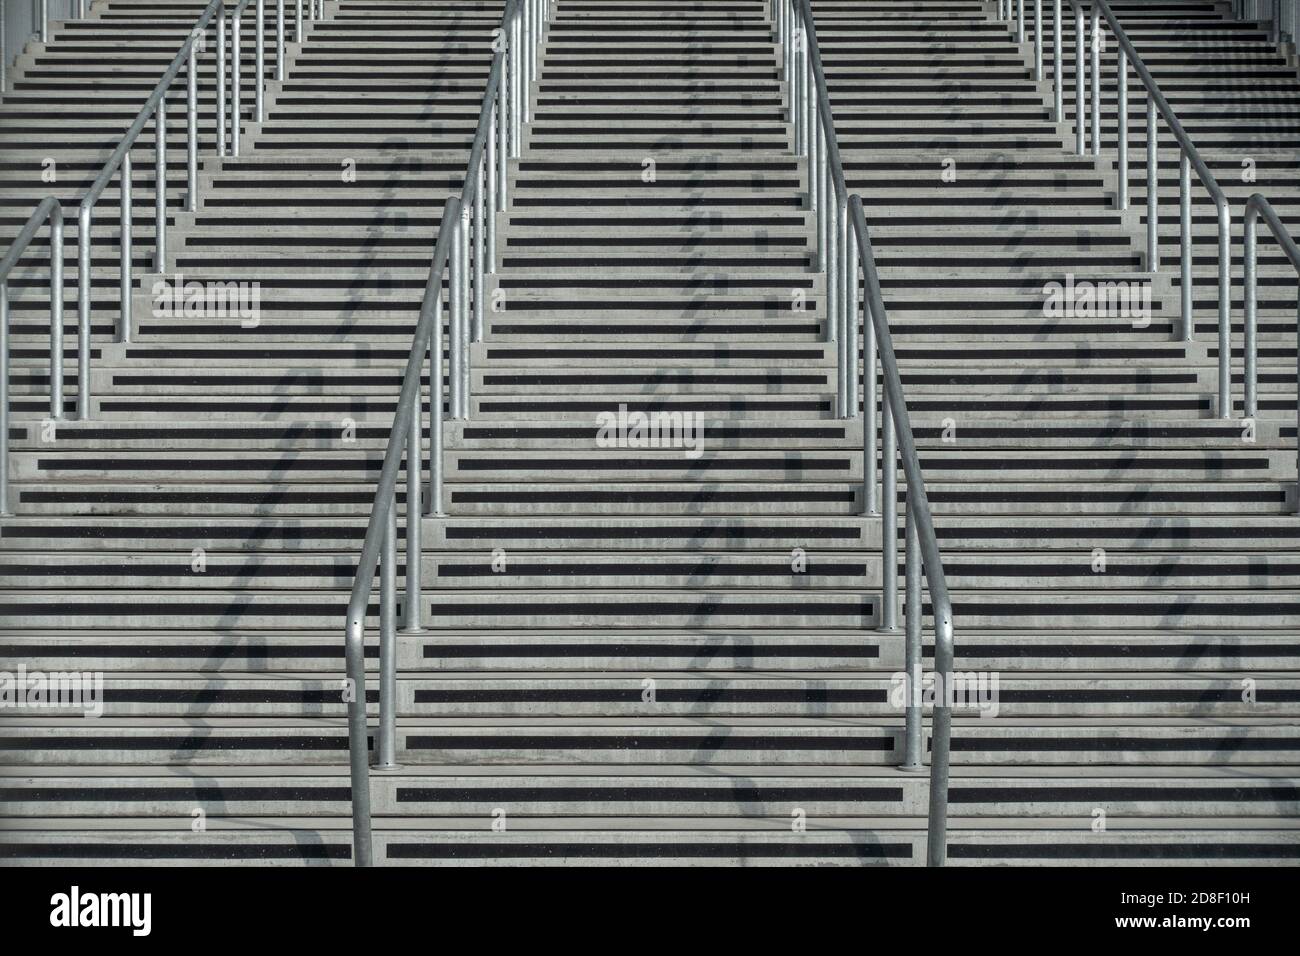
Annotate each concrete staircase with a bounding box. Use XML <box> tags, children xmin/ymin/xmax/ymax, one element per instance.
<box><xmin>813</xmin><ymin>0</ymin><xmax>1300</xmax><ymax>861</ymax></box>
<box><xmin>1</xmin><ymin>0</ymin><xmax>306</xmax><ymax>424</ymax></box>
<box><xmin>1052</xmin><ymin>0</ymin><xmax>1300</xmax><ymax>419</ymax></box>
<box><xmin>1</xmin><ymin>0</ymin><xmax>1298</xmax><ymax>865</ymax></box>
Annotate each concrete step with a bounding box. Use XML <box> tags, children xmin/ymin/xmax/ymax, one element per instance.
<box><xmin>3</xmin><ymin>817</ymin><xmax>1298</xmax><ymax>865</ymax></box>
<box><xmin>4</xmin><ymin>715</ymin><xmax>1297</xmax><ymax>766</ymax></box>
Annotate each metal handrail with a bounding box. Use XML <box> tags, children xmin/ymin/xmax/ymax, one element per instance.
<box><xmin>780</xmin><ymin>0</ymin><xmax>956</xmax><ymax>867</ymax></box>
<box><xmin>0</xmin><ymin>197</ymin><xmax>65</xmax><ymax>515</ymax></box>
<box><xmin>849</xmin><ymin>196</ymin><xmax>957</xmax><ymax>868</ymax></box>
<box><xmin>341</xmin><ymin>0</ymin><xmax>545</xmax><ymax>868</ymax></box>
<box><xmin>1243</xmin><ymin>195</ymin><xmax>1300</xmax><ymax>509</ymax></box>
<box><xmin>1</xmin><ymin>0</ymin><xmax>308</xmax><ymax>519</ymax></box>
<box><xmin>782</xmin><ymin>0</ymin><xmax>852</xmax><ymax>416</ymax></box>
<box><xmin>1007</xmin><ymin>0</ymin><xmax>1234</xmax><ymax>417</ymax></box>
<box><xmin>76</xmin><ymin>0</ymin><xmax>296</xmax><ymax>417</ymax></box>
<box><xmin>0</xmin><ymin>0</ymin><xmax>312</xmax><ymax>522</ymax></box>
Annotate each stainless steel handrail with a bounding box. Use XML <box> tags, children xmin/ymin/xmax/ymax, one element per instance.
<box><xmin>1243</xmin><ymin>195</ymin><xmax>1300</xmax><ymax>510</ymax></box>
<box><xmin>1</xmin><ymin>0</ymin><xmax>302</xmax><ymax>513</ymax></box>
<box><xmin>780</xmin><ymin>0</ymin><xmax>956</xmax><ymax>867</ymax></box>
<box><xmin>0</xmin><ymin>197</ymin><xmax>65</xmax><ymax>515</ymax></box>
<box><xmin>76</xmin><ymin>0</ymin><xmax>288</xmax><ymax>418</ymax></box>
<box><xmin>849</xmin><ymin>196</ymin><xmax>957</xmax><ymax>869</ymax></box>
<box><xmin>1</xmin><ymin>1</ymin><xmax>306</xmax><ymax>515</ymax></box>
<box><xmin>780</xmin><ymin>0</ymin><xmax>854</xmax><ymax>416</ymax></box>
<box><xmin>1008</xmin><ymin>0</ymin><xmax>1234</xmax><ymax>418</ymax></box>
<box><xmin>341</xmin><ymin>0</ymin><xmax>545</xmax><ymax>868</ymax></box>
<box><xmin>0</xmin><ymin>0</ymin><xmax>311</xmax><ymax>96</ymax></box>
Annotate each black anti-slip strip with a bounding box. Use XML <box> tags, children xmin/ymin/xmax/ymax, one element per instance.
<box><xmin>424</xmin><ymin>642</ymin><xmax>878</xmax><ymax>659</ymax></box>
<box><xmin>387</xmin><ymin>843</ymin><xmax>912</xmax><ymax>860</ymax></box>
<box><xmin>950</xmin><ymin>844</ymin><xmax>1300</xmax><ymax>860</ymax></box>
<box><xmin>393</xmin><ymin>785</ymin><xmax>904</xmax><ymax>803</ymax></box>
<box><xmin>0</xmin><ymin>736</ymin><xmax>351</xmax><ymax>751</ymax></box>
<box><xmin>952</xmin><ymin>785</ymin><xmax>1300</xmax><ymax>803</ymax></box>
<box><xmin>1</xmin><ymin>786</ymin><xmax>351</xmax><ymax>802</ymax></box>
<box><xmin>950</xmin><ymin>737</ymin><xmax>1300</xmax><ymax>752</ymax></box>
<box><xmin>411</xmin><ymin>689</ymin><xmax>890</xmax><ymax>704</ymax></box>
<box><xmin>0</xmin><ymin>844</ymin><xmax>350</xmax><ymax>860</ymax></box>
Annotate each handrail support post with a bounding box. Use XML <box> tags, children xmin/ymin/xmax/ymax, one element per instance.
<box><xmin>1052</xmin><ymin>0</ymin><xmax>1062</xmax><ymax>121</ymax></box>
<box><xmin>76</xmin><ymin>205</ymin><xmax>91</xmax><ymax>419</ymax></box>
<box><xmin>403</xmin><ymin>377</ymin><xmax>423</xmax><ymax>632</ymax></box>
<box><xmin>49</xmin><ymin>212</ymin><xmax>64</xmax><ymax>419</ymax></box>
<box><xmin>486</xmin><ymin>105</ymin><xmax>498</xmax><ymax>269</ymax></box>
<box><xmin>343</xmin><ymin>614</ymin><xmax>373</xmax><ymax>866</ymax></box>
<box><xmin>154</xmin><ymin>98</ymin><xmax>167</xmax><ymax>273</ymax></box>
<box><xmin>1244</xmin><ymin>209</ymin><xmax>1258</xmax><ymax>418</ymax></box>
<box><xmin>186</xmin><ymin>42</ymin><xmax>199</xmax><ymax>212</ymax></box>
<box><xmin>218</xmin><ymin>12</ymin><xmax>228</xmax><ymax>157</ymax></box>
<box><xmin>926</xmin><ymin>615</ymin><xmax>953</xmax><ymax>866</ymax></box>
<box><xmin>1090</xmin><ymin>7</ymin><xmax>1100</xmax><ymax>157</ymax></box>
<box><xmin>1179</xmin><ymin>150</ymin><xmax>1192</xmax><ymax>341</ymax></box>
<box><xmin>901</xmin><ymin>499</ymin><xmax>923</xmax><ymax>771</ymax></box>
<box><xmin>473</xmin><ymin>164</ymin><xmax>485</xmax><ymax>343</ymax></box>
<box><xmin>1217</xmin><ymin>200</ymin><xmax>1232</xmax><ymax>419</ymax></box>
<box><xmin>256</xmin><ymin>0</ymin><xmax>265</xmax><ymax>124</ymax></box>
<box><xmin>458</xmin><ymin>207</ymin><xmax>471</xmax><ymax>414</ymax></box>
<box><xmin>862</xmin><ymin>294</ymin><xmax>877</xmax><ymax>516</ymax></box>
<box><xmin>1074</xmin><ymin>5</ymin><xmax>1085</xmax><ymax>154</ymax></box>
<box><xmin>232</xmin><ymin>10</ymin><xmax>242</xmax><ymax>156</ymax></box>
<box><xmin>1033</xmin><ymin>0</ymin><xmax>1042</xmax><ymax>81</ymax></box>
<box><xmin>879</xmin><ymin>404</ymin><xmax>897</xmax><ymax>632</ymax></box>
<box><xmin>376</xmin><ymin>501</ymin><xmax>399</xmax><ymax>769</ymax></box>
<box><xmin>119</xmin><ymin>154</ymin><xmax>132</xmax><ymax>344</ymax></box>
<box><xmin>1146</xmin><ymin>94</ymin><xmax>1157</xmax><ymax>271</ymax></box>
<box><xmin>276</xmin><ymin>0</ymin><xmax>285</xmax><ymax>82</ymax></box>
<box><xmin>428</xmin><ymin>291</ymin><xmax>446</xmax><ymax>517</ymax></box>
<box><xmin>1117</xmin><ymin>50</ymin><xmax>1128</xmax><ymax>209</ymax></box>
